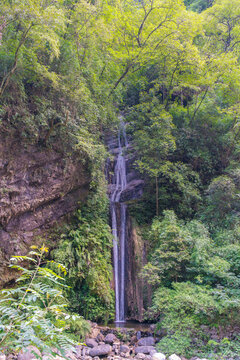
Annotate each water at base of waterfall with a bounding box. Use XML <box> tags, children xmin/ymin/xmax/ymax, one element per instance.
<box><xmin>104</xmin><ymin>320</ymin><xmax>151</xmax><ymax>331</ymax></box>
<box><xmin>110</xmin><ymin>119</ymin><xmax>128</xmax><ymax>323</ymax></box>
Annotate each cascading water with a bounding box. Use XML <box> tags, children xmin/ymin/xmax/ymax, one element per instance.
<box><xmin>110</xmin><ymin>120</ymin><xmax>128</xmax><ymax>323</ymax></box>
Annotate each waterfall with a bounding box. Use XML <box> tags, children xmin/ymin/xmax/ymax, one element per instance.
<box><xmin>110</xmin><ymin>120</ymin><xmax>128</xmax><ymax>323</ymax></box>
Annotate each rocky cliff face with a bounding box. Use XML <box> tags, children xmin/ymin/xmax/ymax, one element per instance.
<box><xmin>126</xmin><ymin>217</ymin><xmax>152</xmax><ymax>321</ymax></box>
<box><xmin>0</xmin><ymin>135</ymin><xmax>90</xmax><ymax>286</ymax></box>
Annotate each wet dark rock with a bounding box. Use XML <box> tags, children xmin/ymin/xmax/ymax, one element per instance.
<box><xmin>85</xmin><ymin>339</ymin><xmax>98</xmax><ymax>348</ymax></box>
<box><xmin>89</xmin><ymin>345</ymin><xmax>112</xmax><ymax>357</ymax></box>
<box><xmin>134</xmin><ymin>346</ymin><xmax>156</xmax><ymax>354</ymax></box>
<box><xmin>120</xmin><ymin>345</ymin><xmax>129</xmax><ymax>354</ymax></box>
<box><xmin>119</xmin><ymin>180</ymin><xmax>144</xmax><ymax>202</ymax></box>
<box><xmin>104</xmin><ymin>333</ymin><xmax>117</xmax><ymax>344</ymax></box>
<box><xmin>138</xmin><ymin>337</ymin><xmax>155</xmax><ymax>347</ymax></box>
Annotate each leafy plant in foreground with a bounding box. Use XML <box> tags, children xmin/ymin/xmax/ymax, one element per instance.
<box><xmin>0</xmin><ymin>245</ymin><xmax>89</xmax><ymax>354</ymax></box>
<box><xmin>53</xmin><ymin>190</ymin><xmax>114</xmax><ymax>323</ymax></box>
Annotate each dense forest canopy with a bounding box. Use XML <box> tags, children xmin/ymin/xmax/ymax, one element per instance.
<box><xmin>1</xmin><ymin>0</ymin><xmax>240</xmax><ymax>358</ymax></box>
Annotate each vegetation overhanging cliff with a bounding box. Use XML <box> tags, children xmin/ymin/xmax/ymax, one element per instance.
<box><xmin>1</xmin><ymin>0</ymin><xmax>240</xmax><ymax>357</ymax></box>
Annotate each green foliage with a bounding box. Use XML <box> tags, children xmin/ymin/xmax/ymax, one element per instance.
<box><xmin>204</xmin><ymin>0</ymin><xmax>240</xmax><ymax>54</ymax></box>
<box><xmin>1</xmin><ymin>0</ymin><xmax>240</xmax><ymax>353</ymax></box>
<box><xmin>52</xmin><ymin>191</ymin><xmax>114</xmax><ymax>323</ymax></box>
<box><xmin>141</xmin><ymin>211</ymin><xmax>192</xmax><ymax>286</ymax></box>
<box><xmin>151</xmin><ymin>282</ymin><xmax>240</xmax><ymax>357</ymax></box>
<box><xmin>185</xmin><ymin>0</ymin><xmax>212</xmax><ymax>12</ymax></box>
<box><xmin>0</xmin><ymin>246</ymin><xmax>90</xmax><ymax>354</ymax></box>
<box><xmin>200</xmin><ymin>170</ymin><xmax>240</xmax><ymax>230</ymax></box>
<box><xmin>129</xmin><ymin>95</ymin><xmax>176</xmax><ymax>178</ymax></box>
<box><xmin>203</xmin><ymin>336</ymin><xmax>240</xmax><ymax>359</ymax></box>
<box><xmin>77</xmin><ymin>288</ymin><xmax>115</xmax><ymax>324</ymax></box>
<box><xmin>142</xmin><ymin>209</ymin><xmax>240</xmax><ymax>356</ymax></box>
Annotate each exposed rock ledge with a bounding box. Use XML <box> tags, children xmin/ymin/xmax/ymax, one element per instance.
<box><xmin>0</xmin><ymin>136</ymin><xmax>90</xmax><ymax>286</ymax></box>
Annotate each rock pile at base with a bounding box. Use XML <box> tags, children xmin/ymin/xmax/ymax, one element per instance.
<box><xmin>0</xmin><ymin>324</ymin><xmax>221</xmax><ymax>360</ymax></box>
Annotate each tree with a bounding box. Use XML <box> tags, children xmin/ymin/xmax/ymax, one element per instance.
<box><xmin>107</xmin><ymin>0</ymin><xmax>187</xmax><ymax>95</ymax></box>
<box><xmin>204</xmin><ymin>0</ymin><xmax>240</xmax><ymax>54</ymax></box>
<box><xmin>0</xmin><ymin>0</ymin><xmax>66</xmax><ymax>98</ymax></box>
<box><xmin>185</xmin><ymin>0</ymin><xmax>213</xmax><ymax>12</ymax></box>
<box><xmin>130</xmin><ymin>95</ymin><xmax>176</xmax><ymax>215</ymax></box>
<box><xmin>142</xmin><ymin>210</ymin><xmax>191</xmax><ymax>285</ymax></box>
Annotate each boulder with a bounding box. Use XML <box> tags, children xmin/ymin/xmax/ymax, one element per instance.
<box><xmin>134</xmin><ymin>347</ymin><xmax>156</xmax><ymax>355</ymax></box>
<box><xmin>89</xmin><ymin>345</ymin><xmax>112</xmax><ymax>357</ymax></box>
<box><xmin>65</xmin><ymin>350</ymin><xmax>77</xmax><ymax>360</ymax></box>
<box><xmin>149</xmin><ymin>350</ymin><xmax>157</xmax><ymax>356</ymax></box>
<box><xmin>90</xmin><ymin>328</ymin><xmax>101</xmax><ymax>339</ymax></box>
<box><xmin>113</xmin><ymin>340</ymin><xmax>120</xmax><ymax>346</ymax></box>
<box><xmin>152</xmin><ymin>353</ymin><xmax>166</xmax><ymax>360</ymax></box>
<box><xmin>74</xmin><ymin>346</ymin><xmax>82</xmax><ymax>359</ymax></box>
<box><xmin>136</xmin><ymin>354</ymin><xmax>146</xmax><ymax>359</ymax></box>
<box><xmin>130</xmin><ymin>336</ymin><xmax>138</xmax><ymax>345</ymax></box>
<box><xmin>82</xmin><ymin>347</ymin><xmax>90</xmax><ymax>356</ymax></box>
<box><xmin>120</xmin><ymin>353</ymin><xmax>127</xmax><ymax>358</ymax></box>
<box><xmin>168</xmin><ymin>355</ymin><xmax>181</xmax><ymax>360</ymax></box>
<box><xmin>96</xmin><ymin>333</ymin><xmax>105</xmax><ymax>343</ymax></box>
<box><xmin>104</xmin><ymin>334</ymin><xmax>117</xmax><ymax>344</ymax></box>
<box><xmin>138</xmin><ymin>337</ymin><xmax>155</xmax><ymax>347</ymax></box>
<box><xmin>18</xmin><ymin>346</ymin><xmax>41</xmax><ymax>360</ymax></box>
<box><xmin>42</xmin><ymin>356</ymin><xmax>65</xmax><ymax>360</ymax></box>
<box><xmin>85</xmin><ymin>339</ymin><xmax>98</xmax><ymax>348</ymax></box>
<box><xmin>120</xmin><ymin>345</ymin><xmax>129</xmax><ymax>354</ymax></box>
<box><xmin>114</xmin><ymin>348</ymin><xmax>119</xmax><ymax>355</ymax></box>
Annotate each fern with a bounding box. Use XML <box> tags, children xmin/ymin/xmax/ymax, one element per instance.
<box><xmin>0</xmin><ymin>245</ymin><xmax>89</xmax><ymax>354</ymax></box>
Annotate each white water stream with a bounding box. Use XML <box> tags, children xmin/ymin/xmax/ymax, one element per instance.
<box><xmin>110</xmin><ymin>120</ymin><xmax>128</xmax><ymax>322</ymax></box>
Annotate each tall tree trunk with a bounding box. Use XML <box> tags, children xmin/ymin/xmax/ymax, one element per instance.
<box><xmin>156</xmin><ymin>176</ymin><xmax>159</xmax><ymax>217</ymax></box>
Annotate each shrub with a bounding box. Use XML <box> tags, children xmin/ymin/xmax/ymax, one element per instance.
<box><xmin>0</xmin><ymin>245</ymin><xmax>90</xmax><ymax>354</ymax></box>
